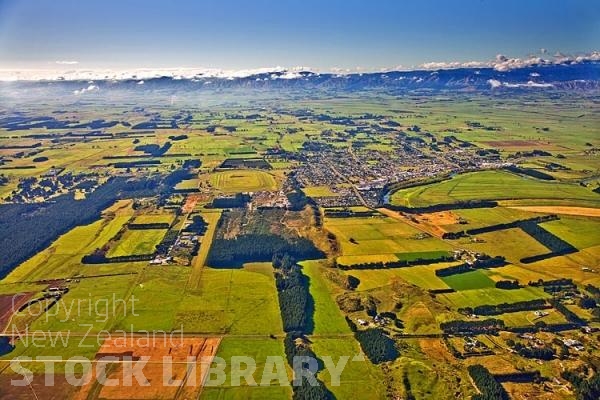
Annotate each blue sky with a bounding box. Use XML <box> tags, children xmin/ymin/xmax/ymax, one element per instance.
<box><xmin>0</xmin><ymin>0</ymin><xmax>598</xmax><ymax>71</ymax></box>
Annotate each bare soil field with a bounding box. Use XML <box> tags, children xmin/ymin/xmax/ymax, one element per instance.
<box><xmin>0</xmin><ymin>374</ymin><xmax>81</xmax><ymax>400</ymax></box>
<box><xmin>481</xmin><ymin>140</ymin><xmax>563</xmax><ymax>150</ymax></box>
<box><xmin>74</xmin><ymin>336</ymin><xmax>221</xmax><ymax>400</ymax></box>
<box><xmin>413</xmin><ymin>211</ymin><xmax>461</xmax><ymax>236</ymax></box>
<box><xmin>0</xmin><ymin>293</ymin><xmax>35</xmax><ymax>331</ymax></box>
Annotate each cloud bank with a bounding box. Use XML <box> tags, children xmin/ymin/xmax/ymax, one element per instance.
<box><xmin>419</xmin><ymin>51</ymin><xmax>600</xmax><ymax>72</ymax></box>
<box><xmin>0</xmin><ymin>52</ymin><xmax>597</xmax><ymax>81</ymax></box>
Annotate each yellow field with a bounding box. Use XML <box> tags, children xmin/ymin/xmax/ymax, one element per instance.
<box><xmin>507</xmin><ymin>205</ymin><xmax>600</xmax><ymax>217</ymax></box>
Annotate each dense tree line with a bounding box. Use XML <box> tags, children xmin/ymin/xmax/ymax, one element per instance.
<box><xmin>207</xmin><ymin>234</ymin><xmax>323</xmax><ymax>267</ymax></box>
<box><xmin>493</xmin><ymin>371</ymin><xmax>542</xmax><ymax>383</ymax></box>
<box><xmin>183</xmin><ymin>215</ymin><xmax>207</xmax><ymax>234</ymax></box>
<box><xmin>155</xmin><ymin>230</ymin><xmax>179</xmax><ymax>256</ymax></box>
<box><xmin>435</xmin><ymin>263</ymin><xmax>470</xmax><ymax>277</ymax></box>
<box><xmin>464</xmin><ymin>215</ymin><xmax>558</xmax><ymax>236</ymax></box>
<box><xmin>529</xmin><ymin>278</ymin><xmax>576</xmax><ymax>293</ymax></box>
<box><xmin>468</xmin><ymin>365</ymin><xmax>509</xmax><ymax>400</ymax></box>
<box><xmin>128</xmin><ymin>223</ymin><xmax>171</xmax><ymax>230</ymax></box>
<box><xmin>512</xmin><ymin>342</ymin><xmax>555</xmax><ymax>360</ymax></box>
<box><xmin>434</xmin><ymin>256</ymin><xmax>505</xmax><ymax>277</ymax></box>
<box><xmin>440</xmin><ymin>319</ymin><xmax>505</xmax><ymax>334</ymax></box>
<box><xmin>505</xmin><ymin>165</ymin><xmax>555</xmax><ymax>180</ymax></box>
<box><xmin>459</xmin><ymin>299</ymin><xmax>549</xmax><ymax>316</ymax></box>
<box><xmin>519</xmin><ymin>220</ymin><xmax>577</xmax><ymax>254</ymax></box>
<box><xmin>562</xmin><ymin>369</ymin><xmax>600</xmax><ymax>400</ymax></box>
<box><xmin>0</xmin><ymin>171</ymin><xmax>185</xmax><ymax>279</ymax></box>
<box><xmin>338</xmin><ymin>254</ymin><xmax>455</xmax><ymax>271</ymax></box>
<box><xmin>585</xmin><ymin>284</ymin><xmax>600</xmax><ymax>299</ymax></box>
<box><xmin>520</xmin><ymin>221</ymin><xmax>577</xmax><ymax>263</ymax></box>
<box><xmin>81</xmin><ymin>253</ymin><xmax>154</xmax><ymax>264</ymax></box>
<box><xmin>286</xmin><ymin>190</ymin><xmax>309</xmax><ymax>211</ymax></box>
<box><xmin>275</xmin><ymin>257</ymin><xmax>333</xmax><ymax>399</ymax></box>
<box><xmin>134</xmin><ymin>142</ymin><xmax>172</xmax><ymax>156</ymax></box>
<box><xmin>168</xmin><ymin>134</ymin><xmax>188</xmax><ymax>141</ymax></box>
<box><xmin>113</xmin><ymin>160</ymin><xmax>161</xmax><ymax>168</ymax></box>
<box><xmin>549</xmin><ymin>299</ymin><xmax>586</xmax><ymax>325</ymax></box>
<box><xmin>274</xmin><ymin>254</ymin><xmax>314</xmax><ymax>333</ymax></box>
<box><xmin>495</xmin><ymin>280</ymin><xmax>520</xmax><ymax>289</ymax></box>
<box><xmin>323</xmin><ymin>210</ymin><xmax>378</xmax><ymax>218</ymax></box>
<box><xmin>211</xmin><ymin>193</ymin><xmax>250</xmax><ymax>208</ymax></box>
<box><xmin>354</xmin><ymin>328</ymin><xmax>399</xmax><ymax>364</ymax></box>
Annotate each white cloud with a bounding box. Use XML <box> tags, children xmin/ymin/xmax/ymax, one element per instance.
<box><xmin>487</xmin><ymin>79</ymin><xmax>502</xmax><ymax>88</ymax></box>
<box><xmin>0</xmin><ymin>51</ymin><xmax>598</xmax><ymax>82</ymax></box>
<box><xmin>73</xmin><ymin>84</ymin><xmax>99</xmax><ymax>95</ymax></box>
<box><xmin>488</xmin><ymin>79</ymin><xmax>553</xmax><ymax>89</ymax></box>
<box><xmin>419</xmin><ymin>51</ymin><xmax>600</xmax><ymax>72</ymax></box>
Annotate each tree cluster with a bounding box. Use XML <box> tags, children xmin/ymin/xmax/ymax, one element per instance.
<box><xmin>468</xmin><ymin>365</ymin><xmax>509</xmax><ymax>400</ymax></box>
<box><xmin>207</xmin><ymin>234</ymin><xmax>323</xmax><ymax>267</ymax></box>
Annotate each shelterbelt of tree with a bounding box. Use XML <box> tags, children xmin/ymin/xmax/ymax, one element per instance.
<box><xmin>0</xmin><ymin>169</ymin><xmax>190</xmax><ymax>279</ymax></box>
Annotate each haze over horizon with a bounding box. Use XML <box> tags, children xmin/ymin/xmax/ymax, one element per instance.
<box><xmin>0</xmin><ymin>0</ymin><xmax>598</xmax><ymax>74</ymax></box>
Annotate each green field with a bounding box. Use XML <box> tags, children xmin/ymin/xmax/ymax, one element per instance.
<box><xmin>325</xmin><ymin>215</ymin><xmax>452</xmax><ymax>258</ymax></box>
<box><xmin>445</xmin><ymin>206</ymin><xmax>534</xmax><ymax>231</ymax></box>
<box><xmin>131</xmin><ymin>212</ymin><xmax>176</xmax><ymax>225</ymax></box>
<box><xmin>209</xmin><ymin>170</ymin><xmax>279</xmax><ymax>193</ymax></box>
<box><xmin>440</xmin><ymin>270</ymin><xmax>496</xmax><ymax>291</ymax></box>
<box><xmin>346</xmin><ymin>263</ymin><xmax>455</xmax><ymax>291</ymax></box>
<box><xmin>301</xmin><ymin>261</ymin><xmax>387</xmax><ymax>398</ymax></box>
<box><xmin>439</xmin><ymin>286</ymin><xmax>550</xmax><ymax>308</ymax></box>
<box><xmin>200</xmin><ymin>337</ymin><xmax>292</xmax><ymax>400</ymax></box>
<box><xmin>30</xmin><ymin>274</ymin><xmax>139</xmax><ymax>333</ymax></box>
<box><xmin>540</xmin><ymin>217</ymin><xmax>600</xmax><ymax>250</ymax></box>
<box><xmin>107</xmin><ymin>228</ymin><xmax>167</xmax><ymax>257</ymax></box>
<box><xmin>176</xmin><ymin>264</ymin><xmax>284</xmax><ymax>335</ymax></box>
<box><xmin>461</xmin><ymin>227</ymin><xmax>551</xmax><ymax>264</ymax></box>
<box><xmin>302</xmin><ymin>185</ymin><xmax>339</xmax><ymax>197</ymax></box>
<box><xmin>390</xmin><ymin>170</ymin><xmax>599</xmax><ymax>207</ymax></box>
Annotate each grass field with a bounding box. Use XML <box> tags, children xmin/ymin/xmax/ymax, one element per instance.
<box><xmin>346</xmin><ymin>263</ymin><xmax>455</xmax><ymax>291</ymax></box>
<box><xmin>495</xmin><ymin>309</ymin><xmax>568</xmax><ymax>327</ymax></box>
<box><xmin>189</xmin><ymin>209</ymin><xmax>223</xmax><ymax>288</ymax></box>
<box><xmin>208</xmin><ymin>170</ymin><xmax>279</xmax><ymax>193</ymax></box>
<box><xmin>114</xmin><ymin>266</ymin><xmax>190</xmax><ymax>331</ymax></box>
<box><xmin>177</xmin><ymin>264</ymin><xmax>284</xmax><ymax>335</ymax></box>
<box><xmin>440</xmin><ymin>270</ymin><xmax>496</xmax><ymax>291</ymax></box>
<box><xmin>540</xmin><ymin>217</ymin><xmax>600</xmax><ymax>250</ymax></box>
<box><xmin>300</xmin><ymin>261</ymin><xmax>387</xmax><ymax>398</ymax></box>
<box><xmin>131</xmin><ymin>212</ymin><xmax>175</xmax><ymax>225</ymax></box>
<box><xmin>106</xmin><ymin>228</ymin><xmax>167</xmax><ymax>257</ymax></box>
<box><xmin>200</xmin><ymin>337</ymin><xmax>292</xmax><ymax>400</ymax></box>
<box><xmin>439</xmin><ymin>286</ymin><xmax>550</xmax><ymax>308</ymax></box>
<box><xmin>461</xmin><ymin>227</ymin><xmax>551</xmax><ymax>263</ymax></box>
<box><xmin>325</xmin><ymin>215</ymin><xmax>452</xmax><ymax>258</ymax></box>
<box><xmin>444</xmin><ymin>207</ymin><xmax>534</xmax><ymax>232</ymax></box>
<box><xmin>175</xmin><ymin>178</ymin><xmax>201</xmax><ymax>190</ymax></box>
<box><xmin>301</xmin><ymin>260</ymin><xmax>355</xmax><ymax>334</ymax></box>
<box><xmin>302</xmin><ymin>185</ymin><xmax>339</xmax><ymax>197</ymax></box>
<box><xmin>30</xmin><ymin>273</ymin><xmax>139</xmax><ymax>333</ymax></box>
<box><xmin>390</xmin><ymin>170</ymin><xmax>599</xmax><ymax>207</ymax></box>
